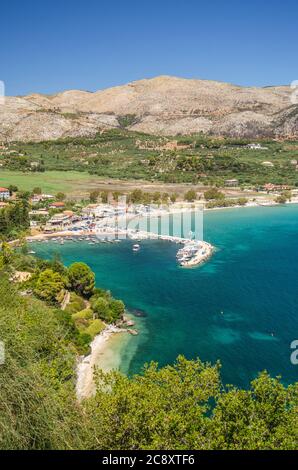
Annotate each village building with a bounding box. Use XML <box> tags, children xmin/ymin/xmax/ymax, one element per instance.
<box><xmin>47</xmin><ymin>210</ymin><xmax>79</xmax><ymax>230</ymax></box>
<box><xmin>0</xmin><ymin>187</ymin><xmax>10</xmax><ymax>200</ymax></box>
<box><xmin>247</xmin><ymin>143</ymin><xmax>268</xmax><ymax>150</ymax></box>
<box><xmin>49</xmin><ymin>201</ymin><xmax>65</xmax><ymax>209</ymax></box>
<box><xmin>263</xmin><ymin>183</ymin><xmax>291</xmax><ymax>193</ymax></box>
<box><xmin>31</xmin><ymin>194</ymin><xmax>55</xmax><ymax>204</ymax></box>
<box><xmin>47</xmin><ymin>213</ymin><xmax>71</xmax><ymax>229</ymax></box>
<box><xmin>30</xmin><ymin>161</ymin><xmax>40</xmax><ymax>169</ymax></box>
<box><xmin>29</xmin><ymin>209</ymin><xmax>50</xmax><ymax>217</ymax></box>
<box><xmin>224</xmin><ymin>179</ymin><xmax>239</xmax><ymax>187</ymax></box>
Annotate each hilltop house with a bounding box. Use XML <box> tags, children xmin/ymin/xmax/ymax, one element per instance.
<box><xmin>225</xmin><ymin>179</ymin><xmax>239</xmax><ymax>187</ymax></box>
<box><xmin>0</xmin><ymin>187</ymin><xmax>10</xmax><ymax>200</ymax></box>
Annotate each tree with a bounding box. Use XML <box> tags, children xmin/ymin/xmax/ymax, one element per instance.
<box><xmin>282</xmin><ymin>190</ymin><xmax>292</xmax><ymax>201</ymax></box>
<box><xmin>162</xmin><ymin>192</ymin><xmax>169</xmax><ymax>203</ymax></box>
<box><xmin>142</xmin><ymin>192</ymin><xmax>152</xmax><ymax>205</ymax></box>
<box><xmin>112</xmin><ymin>191</ymin><xmax>122</xmax><ymax>202</ymax></box>
<box><xmin>152</xmin><ymin>192</ymin><xmax>161</xmax><ymax>203</ymax></box>
<box><xmin>170</xmin><ymin>193</ymin><xmax>178</xmax><ymax>203</ymax></box>
<box><xmin>0</xmin><ymin>201</ymin><xmax>29</xmax><ymax>240</ymax></box>
<box><xmin>89</xmin><ymin>190</ymin><xmax>100</xmax><ymax>203</ymax></box>
<box><xmin>237</xmin><ymin>197</ymin><xmax>248</xmax><ymax>206</ymax></box>
<box><xmin>32</xmin><ymin>187</ymin><xmax>42</xmax><ymax>195</ymax></box>
<box><xmin>101</xmin><ymin>191</ymin><xmax>109</xmax><ymax>204</ymax></box>
<box><xmin>109</xmin><ymin>299</ymin><xmax>125</xmax><ymax>321</ymax></box>
<box><xmin>16</xmin><ymin>191</ymin><xmax>31</xmax><ymax>201</ymax></box>
<box><xmin>204</xmin><ymin>188</ymin><xmax>225</xmax><ymax>201</ymax></box>
<box><xmin>130</xmin><ymin>189</ymin><xmax>143</xmax><ymax>204</ymax></box>
<box><xmin>184</xmin><ymin>190</ymin><xmax>197</xmax><ymax>202</ymax></box>
<box><xmin>8</xmin><ymin>185</ymin><xmax>18</xmax><ymax>194</ymax></box>
<box><xmin>56</xmin><ymin>192</ymin><xmax>66</xmax><ymax>202</ymax></box>
<box><xmin>0</xmin><ymin>242</ymin><xmax>13</xmax><ymax>265</ymax></box>
<box><xmin>275</xmin><ymin>194</ymin><xmax>287</xmax><ymax>204</ymax></box>
<box><xmin>276</xmin><ymin>191</ymin><xmax>292</xmax><ymax>204</ymax></box>
<box><xmin>34</xmin><ymin>269</ymin><xmax>65</xmax><ymax>303</ymax></box>
<box><xmin>84</xmin><ymin>358</ymin><xmax>298</xmax><ymax>450</ymax></box>
<box><xmin>90</xmin><ymin>296</ymin><xmax>124</xmax><ymax>323</ymax></box>
<box><xmin>91</xmin><ymin>297</ymin><xmax>111</xmax><ymax>321</ymax></box>
<box><xmin>68</xmin><ymin>262</ymin><xmax>95</xmax><ymax>298</ymax></box>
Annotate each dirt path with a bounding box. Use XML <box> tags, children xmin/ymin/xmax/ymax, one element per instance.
<box><xmin>61</xmin><ymin>291</ymin><xmax>70</xmax><ymax>311</ymax></box>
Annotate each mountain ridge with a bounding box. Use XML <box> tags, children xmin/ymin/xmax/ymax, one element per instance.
<box><xmin>1</xmin><ymin>75</ymin><xmax>297</xmax><ymax>141</ymax></box>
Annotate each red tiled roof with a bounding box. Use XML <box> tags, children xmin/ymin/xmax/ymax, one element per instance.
<box><xmin>0</xmin><ymin>187</ymin><xmax>8</xmax><ymax>192</ymax></box>
<box><xmin>50</xmin><ymin>202</ymin><xmax>65</xmax><ymax>207</ymax></box>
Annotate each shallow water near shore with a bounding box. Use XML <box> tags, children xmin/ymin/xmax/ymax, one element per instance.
<box><xmin>32</xmin><ymin>205</ymin><xmax>298</xmax><ymax>387</ymax></box>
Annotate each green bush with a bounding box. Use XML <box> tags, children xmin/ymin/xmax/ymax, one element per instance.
<box><xmin>72</xmin><ymin>308</ymin><xmax>93</xmax><ymax>320</ymax></box>
<box><xmin>84</xmin><ymin>319</ymin><xmax>105</xmax><ymax>338</ymax></box>
<box><xmin>76</xmin><ymin>332</ymin><xmax>92</xmax><ymax>354</ymax></box>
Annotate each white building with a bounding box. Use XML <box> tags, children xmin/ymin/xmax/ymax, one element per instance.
<box><xmin>0</xmin><ymin>187</ymin><xmax>10</xmax><ymax>200</ymax></box>
<box><xmin>247</xmin><ymin>143</ymin><xmax>268</xmax><ymax>150</ymax></box>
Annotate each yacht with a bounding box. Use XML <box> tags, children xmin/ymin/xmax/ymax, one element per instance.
<box><xmin>133</xmin><ymin>244</ymin><xmax>141</xmax><ymax>252</ymax></box>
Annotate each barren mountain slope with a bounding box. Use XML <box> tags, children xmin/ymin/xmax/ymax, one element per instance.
<box><xmin>0</xmin><ymin>76</ymin><xmax>296</xmax><ymax>141</ymax></box>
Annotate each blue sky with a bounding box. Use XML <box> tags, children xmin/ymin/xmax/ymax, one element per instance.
<box><xmin>1</xmin><ymin>0</ymin><xmax>297</xmax><ymax>95</ymax></box>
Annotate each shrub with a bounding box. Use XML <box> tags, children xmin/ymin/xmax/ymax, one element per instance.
<box><xmin>72</xmin><ymin>308</ymin><xmax>93</xmax><ymax>320</ymax></box>
<box><xmin>85</xmin><ymin>319</ymin><xmax>105</xmax><ymax>338</ymax></box>
<box><xmin>65</xmin><ymin>293</ymin><xmax>86</xmax><ymax>315</ymax></box>
<box><xmin>184</xmin><ymin>190</ymin><xmax>197</xmax><ymax>202</ymax></box>
<box><xmin>204</xmin><ymin>188</ymin><xmax>225</xmax><ymax>200</ymax></box>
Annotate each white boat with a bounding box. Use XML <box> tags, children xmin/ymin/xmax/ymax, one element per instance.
<box><xmin>133</xmin><ymin>244</ymin><xmax>141</xmax><ymax>252</ymax></box>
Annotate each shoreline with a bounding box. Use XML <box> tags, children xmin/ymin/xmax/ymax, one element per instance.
<box><xmin>76</xmin><ymin>325</ymin><xmax>127</xmax><ymax>401</ymax></box>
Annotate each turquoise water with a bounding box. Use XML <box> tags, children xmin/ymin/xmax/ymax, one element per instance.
<box><xmin>32</xmin><ymin>205</ymin><xmax>298</xmax><ymax>387</ymax></box>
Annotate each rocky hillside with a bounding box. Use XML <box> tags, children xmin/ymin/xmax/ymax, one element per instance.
<box><xmin>1</xmin><ymin>76</ymin><xmax>297</xmax><ymax>141</ymax></box>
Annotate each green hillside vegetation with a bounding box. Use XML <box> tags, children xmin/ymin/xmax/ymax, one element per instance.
<box><xmin>1</xmin><ymin>130</ymin><xmax>298</xmax><ymax>187</ymax></box>
<box><xmin>72</xmin><ymin>307</ymin><xmax>93</xmax><ymax>320</ymax></box>
<box><xmin>84</xmin><ymin>319</ymin><xmax>105</xmax><ymax>338</ymax></box>
<box><xmin>1</xmin><ymin>248</ymin><xmax>125</xmax><ymax>354</ymax></box>
<box><xmin>64</xmin><ymin>292</ymin><xmax>86</xmax><ymax>315</ymax></box>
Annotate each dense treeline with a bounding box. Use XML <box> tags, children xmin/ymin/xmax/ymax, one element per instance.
<box><xmin>0</xmin><ymin>272</ymin><xmax>297</xmax><ymax>450</ymax></box>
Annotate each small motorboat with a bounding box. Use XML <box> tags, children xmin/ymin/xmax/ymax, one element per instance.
<box><xmin>133</xmin><ymin>244</ymin><xmax>140</xmax><ymax>252</ymax></box>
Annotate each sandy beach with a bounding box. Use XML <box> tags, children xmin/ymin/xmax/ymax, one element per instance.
<box><xmin>76</xmin><ymin>325</ymin><xmax>127</xmax><ymax>401</ymax></box>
